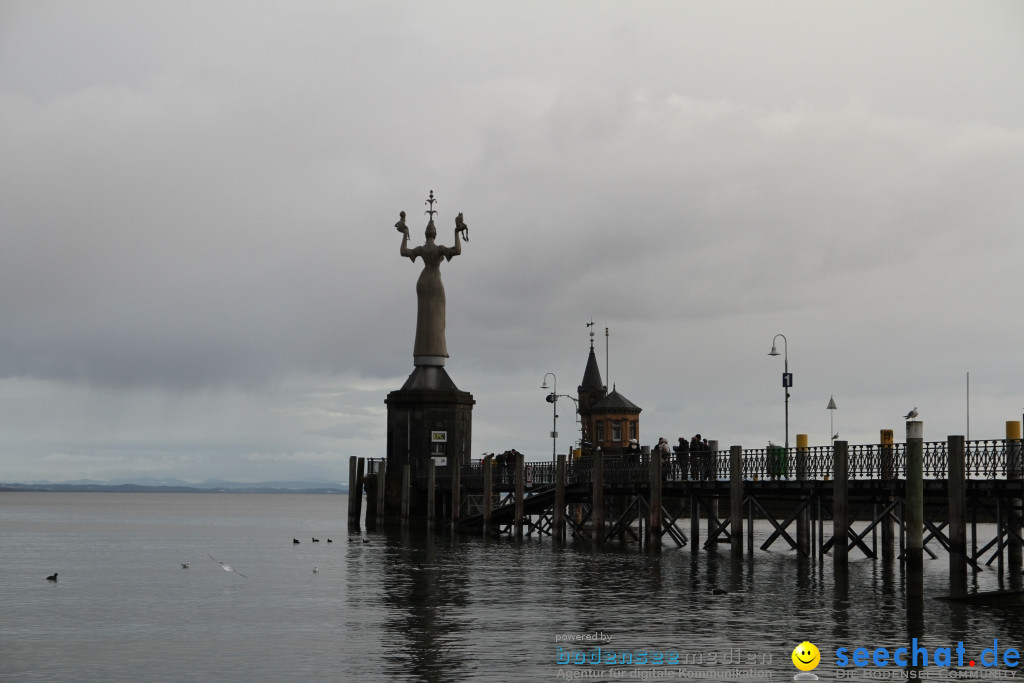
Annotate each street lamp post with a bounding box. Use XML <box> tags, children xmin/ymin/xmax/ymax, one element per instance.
<box><xmin>541</xmin><ymin>373</ymin><xmax>558</xmax><ymax>465</ymax></box>
<box><xmin>768</xmin><ymin>334</ymin><xmax>790</xmax><ymax>450</ymax></box>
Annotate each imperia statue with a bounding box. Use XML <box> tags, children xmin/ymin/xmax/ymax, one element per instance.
<box><xmin>395</xmin><ymin>192</ymin><xmax>468</xmax><ymax>364</ymax></box>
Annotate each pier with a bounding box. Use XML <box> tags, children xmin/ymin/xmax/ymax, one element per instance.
<box><xmin>355</xmin><ymin>422</ymin><xmax>1024</xmax><ymax>593</ymax></box>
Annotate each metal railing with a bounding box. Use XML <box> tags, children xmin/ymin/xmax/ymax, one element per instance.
<box><xmin>369</xmin><ymin>438</ymin><xmax>1019</xmax><ymax>488</ymax></box>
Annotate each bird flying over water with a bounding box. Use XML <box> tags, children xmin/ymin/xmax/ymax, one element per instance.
<box><xmin>904</xmin><ymin>407</ymin><xmax>918</xmax><ymax>420</ymax></box>
<box><xmin>208</xmin><ymin>553</ymin><xmax>247</xmax><ymax>578</ymax></box>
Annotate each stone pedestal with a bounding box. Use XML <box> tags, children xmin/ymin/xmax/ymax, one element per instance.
<box><xmin>383</xmin><ymin>365</ymin><xmax>474</xmax><ymax>519</ymax></box>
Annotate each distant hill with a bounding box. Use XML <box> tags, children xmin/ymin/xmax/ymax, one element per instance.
<box><xmin>0</xmin><ymin>479</ymin><xmax>349</xmax><ymax>494</ymax></box>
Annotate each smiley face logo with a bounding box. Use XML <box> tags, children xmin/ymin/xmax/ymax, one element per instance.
<box><xmin>792</xmin><ymin>641</ymin><xmax>821</xmax><ymax>672</ymax></box>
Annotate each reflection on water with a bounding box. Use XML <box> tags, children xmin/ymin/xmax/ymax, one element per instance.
<box><xmin>2</xmin><ymin>494</ymin><xmax>1020</xmax><ymax>682</ymax></box>
<box><xmin>352</xmin><ymin>520</ymin><xmax>1023</xmax><ymax>682</ymax></box>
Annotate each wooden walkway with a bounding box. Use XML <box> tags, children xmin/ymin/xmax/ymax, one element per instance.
<box><xmin>356</xmin><ymin>435</ymin><xmax>1023</xmax><ymax>582</ymax></box>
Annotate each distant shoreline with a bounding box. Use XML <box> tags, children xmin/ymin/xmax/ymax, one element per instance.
<box><xmin>0</xmin><ymin>483</ymin><xmax>349</xmax><ymax>494</ymax></box>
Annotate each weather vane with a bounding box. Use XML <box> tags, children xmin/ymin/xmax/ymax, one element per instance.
<box><xmin>424</xmin><ymin>190</ymin><xmax>438</xmax><ymax>221</ymax></box>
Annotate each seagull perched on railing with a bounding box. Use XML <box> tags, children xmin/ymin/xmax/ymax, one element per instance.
<box><xmin>904</xmin><ymin>407</ymin><xmax>918</xmax><ymax>420</ymax></box>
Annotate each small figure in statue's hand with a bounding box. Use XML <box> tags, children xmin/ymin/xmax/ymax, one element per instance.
<box><xmin>455</xmin><ymin>212</ymin><xmax>468</xmax><ymax>242</ymax></box>
<box><xmin>395</xmin><ymin>211</ymin><xmax>408</xmax><ymax>233</ymax></box>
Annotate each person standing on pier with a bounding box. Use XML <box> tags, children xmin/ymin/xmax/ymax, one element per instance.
<box><xmin>690</xmin><ymin>435</ymin><xmax>704</xmax><ymax>480</ymax></box>
<box><xmin>674</xmin><ymin>437</ymin><xmax>690</xmax><ymax>480</ymax></box>
<box><xmin>626</xmin><ymin>438</ymin><xmax>642</xmax><ymax>464</ymax></box>
<box><xmin>656</xmin><ymin>438</ymin><xmax>672</xmax><ymax>478</ymax></box>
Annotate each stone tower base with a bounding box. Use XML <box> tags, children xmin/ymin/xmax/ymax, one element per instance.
<box><xmin>383</xmin><ymin>365</ymin><xmax>474</xmax><ymax>518</ymax></box>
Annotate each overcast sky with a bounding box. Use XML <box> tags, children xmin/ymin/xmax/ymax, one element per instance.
<box><xmin>2</xmin><ymin>1</ymin><xmax>1023</xmax><ymax>483</ymax></box>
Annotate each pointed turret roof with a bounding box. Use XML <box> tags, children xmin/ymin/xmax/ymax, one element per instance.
<box><xmin>579</xmin><ymin>344</ymin><xmax>604</xmax><ymax>393</ymax></box>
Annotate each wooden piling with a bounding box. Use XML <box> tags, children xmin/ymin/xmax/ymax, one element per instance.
<box><xmin>730</xmin><ymin>445</ymin><xmax>743</xmax><ymax>557</ymax></box>
<box><xmin>482</xmin><ymin>455</ymin><xmax>493</xmax><ymax>537</ymax></box>
<box><xmin>707</xmin><ymin>440</ymin><xmax>719</xmax><ymax>542</ymax></box>
<box><xmin>514</xmin><ymin>451</ymin><xmax>525</xmax><ymax>541</ymax></box>
<box><xmin>1007</xmin><ymin>421</ymin><xmax>1022</xmax><ymax>573</ymax></box>
<box><xmin>947</xmin><ymin>434</ymin><xmax>967</xmax><ymax>597</ymax></box>
<box><xmin>554</xmin><ymin>454</ymin><xmax>566</xmax><ymax>545</ymax></box>
<box><xmin>690</xmin><ymin>493</ymin><xmax>700</xmax><ymax>553</ymax></box>
<box><xmin>906</xmin><ymin>421</ymin><xmax>924</xmax><ymax>601</ymax></box>
<box><xmin>796</xmin><ymin>434</ymin><xmax>809</xmax><ymax>557</ymax></box>
<box><xmin>880</xmin><ymin>429</ymin><xmax>895</xmax><ymax>560</ymax></box>
<box><xmin>833</xmin><ymin>440</ymin><xmax>849</xmax><ymax>566</ymax></box>
<box><xmin>375</xmin><ymin>460</ymin><xmax>387</xmax><ymax>521</ymax></box>
<box><xmin>347</xmin><ymin>456</ymin><xmax>358</xmax><ymax>526</ymax></box>
<box><xmin>593</xmin><ymin>450</ymin><xmax>605</xmax><ymax>546</ymax></box>
<box><xmin>352</xmin><ymin>457</ymin><xmax>365</xmax><ymax>528</ymax></box>
<box><xmin>426</xmin><ymin>458</ymin><xmax>436</xmax><ymax>530</ymax></box>
<box><xmin>650</xmin><ymin>446</ymin><xmax>663</xmax><ymax>552</ymax></box>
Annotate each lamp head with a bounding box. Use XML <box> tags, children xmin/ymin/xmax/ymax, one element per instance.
<box><xmin>768</xmin><ymin>345</ymin><xmax>780</xmax><ymax>357</ymax></box>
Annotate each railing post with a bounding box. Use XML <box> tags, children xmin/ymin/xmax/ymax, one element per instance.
<box><xmin>730</xmin><ymin>445</ymin><xmax>743</xmax><ymax>557</ymax></box>
<box><xmin>948</xmin><ymin>435</ymin><xmax>967</xmax><ymax>597</ymax></box>
<box><xmin>833</xmin><ymin>440</ymin><xmax>849</xmax><ymax>567</ymax></box>
<box><xmin>796</xmin><ymin>434</ymin><xmax>809</xmax><ymax>557</ymax></box>
<box><xmin>1007</xmin><ymin>421</ymin><xmax>1022</xmax><ymax>574</ymax></box>
<box><xmin>906</xmin><ymin>421</ymin><xmax>924</xmax><ymax>602</ymax></box>
<box><xmin>593</xmin><ymin>450</ymin><xmax>605</xmax><ymax>546</ymax></box>
<box><xmin>554</xmin><ymin>454</ymin><xmax>566</xmax><ymax>545</ymax></box>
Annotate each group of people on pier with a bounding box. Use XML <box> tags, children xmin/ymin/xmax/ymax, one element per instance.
<box><xmin>622</xmin><ymin>434</ymin><xmax>714</xmax><ymax>480</ymax></box>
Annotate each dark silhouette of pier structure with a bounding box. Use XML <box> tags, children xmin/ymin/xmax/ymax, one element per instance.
<box><xmin>354</xmin><ymin>425</ymin><xmax>1023</xmax><ymax>592</ymax></box>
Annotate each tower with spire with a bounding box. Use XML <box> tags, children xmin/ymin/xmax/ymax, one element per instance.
<box><xmin>576</xmin><ymin>323</ymin><xmax>641</xmax><ymax>454</ymax></box>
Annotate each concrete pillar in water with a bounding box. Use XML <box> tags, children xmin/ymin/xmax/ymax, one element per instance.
<box><xmin>554</xmin><ymin>454</ymin><xmax>566</xmax><ymax>545</ymax></box>
<box><xmin>880</xmin><ymin>429</ymin><xmax>895</xmax><ymax>561</ymax></box>
<box><xmin>833</xmin><ymin>441</ymin><xmax>849</xmax><ymax>566</ymax></box>
<box><xmin>796</xmin><ymin>433</ymin><xmax>809</xmax><ymax>557</ymax></box>
<box><xmin>482</xmin><ymin>455</ymin><xmax>493</xmax><ymax>537</ymax></box>
<box><xmin>650</xmin><ymin>445</ymin><xmax>663</xmax><ymax>552</ymax></box>
<box><xmin>426</xmin><ymin>458</ymin><xmax>436</xmax><ymax>530</ymax></box>
<box><xmin>593</xmin><ymin>450</ymin><xmax>605</xmax><ymax>546</ymax></box>
<box><xmin>947</xmin><ymin>434</ymin><xmax>967</xmax><ymax>598</ymax></box>
<box><xmin>906</xmin><ymin>421</ymin><xmax>924</xmax><ymax>602</ymax></box>
<box><xmin>514</xmin><ymin>451</ymin><xmax>525</xmax><ymax>541</ymax></box>
<box><xmin>730</xmin><ymin>445</ymin><xmax>743</xmax><ymax>557</ymax></box>
<box><xmin>1007</xmin><ymin>421</ymin><xmax>1022</xmax><ymax>573</ymax></box>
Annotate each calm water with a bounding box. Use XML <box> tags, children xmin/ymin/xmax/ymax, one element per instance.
<box><xmin>2</xmin><ymin>492</ymin><xmax>1021</xmax><ymax>682</ymax></box>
